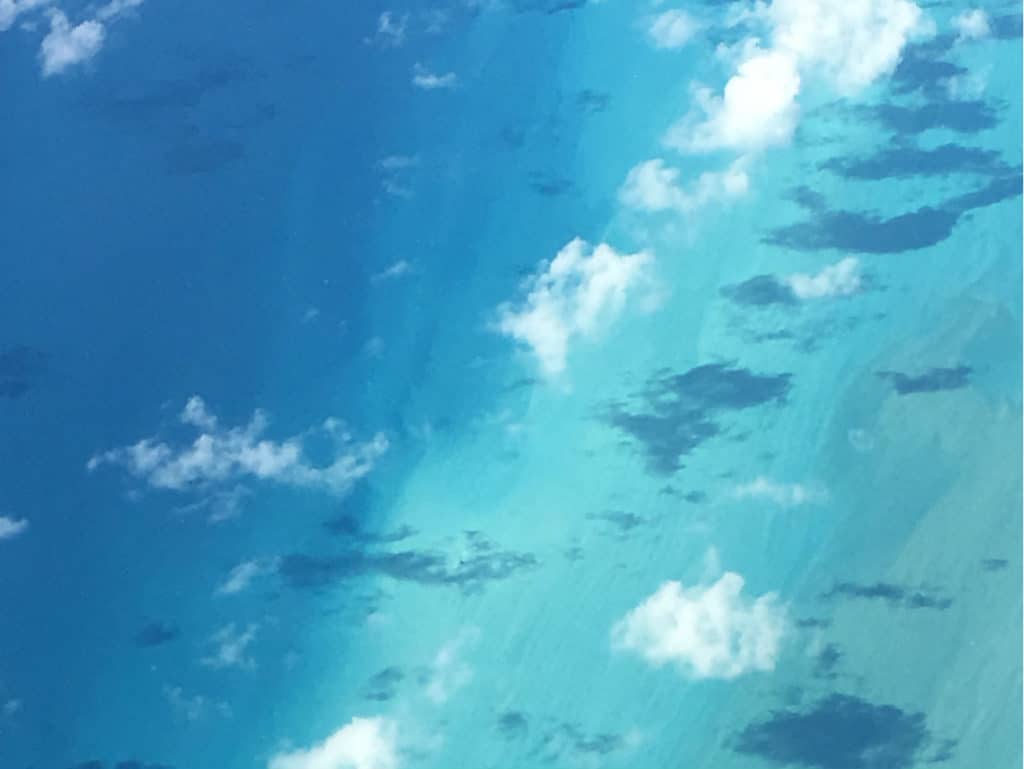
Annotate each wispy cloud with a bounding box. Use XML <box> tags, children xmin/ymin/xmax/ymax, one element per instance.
<box><xmin>732</xmin><ymin>477</ymin><xmax>826</xmax><ymax>507</ymax></box>
<box><xmin>646</xmin><ymin>9</ymin><xmax>698</xmax><ymax>50</ymax></box>
<box><xmin>412</xmin><ymin>63</ymin><xmax>457</xmax><ymax>90</ymax></box>
<box><xmin>0</xmin><ymin>515</ymin><xmax>28</xmax><ymax>540</ymax></box>
<box><xmin>201</xmin><ymin>622</ymin><xmax>258</xmax><ymax>670</ymax></box>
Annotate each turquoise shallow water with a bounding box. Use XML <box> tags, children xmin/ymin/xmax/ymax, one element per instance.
<box><xmin>0</xmin><ymin>1</ymin><xmax>1021</xmax><ymax>768</ymax></box>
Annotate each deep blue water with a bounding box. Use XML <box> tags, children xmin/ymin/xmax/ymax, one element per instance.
<box><xmin>1</xmin><ymin>1</ymin><xmax>1021</xmax><ymax>768</ymax></box>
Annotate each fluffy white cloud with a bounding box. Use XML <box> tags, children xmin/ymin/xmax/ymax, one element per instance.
<box><xmin>784</xmin><ymin>257</ymin><xmax>861</xmax><ymax>299</ymax></box>
<box><xmin>0</xmin><ymin>0</ymin><xmax>50</xmax><ymax>31</ymax></box>
<box><xmin>217</xmin><ymin>558</ymin><xmax>278</xmax><ymax>596</ymax></box>
<box><xmin>425</xmin><ymin>627</ymin><xmax>479</xmax><ymax>704</ymax></box>
<box><xmin>732</xmin><ymin>476</ymin><xmax>825</xmax><ymax>506</ymax></box>
<box><xmin>201</xmin><ymin>623</ymin><xmax>258</xmax><ymax>670</ymax></box>
<box><xmin>269</xmin><ymin>717</ymin><xmax>399</xmax><ymax>769</ymax></box>
<box><xmin>412</xmin><ymin>64</ymin><xmax>457</xmax><ymax>90</ymax></box>
<box><xmin>496</xmin><ymin>238</ymin><xmax>653</xmax><ymax>377</ymax></box>
<box><xmin>953</xmin><ymin>9</ymin><xmax>990</xmax><ymax>41</ymax></box>
<box><xmin>647</xmin><ymin>9</ymin><xmax>698</xmax><ymax>49</ymax></box>
<box><xmin>667</xmin><ymin>0</ymin><xmax>929</xmax><ymax>153</ymax></box>
<box><xmin>87</xmin><ymin>397</ymin><xmax>387</xmax><ymax>497</ymax></box>
<box><xmin>619</xmin><ymin>157</ymin><xmax>749</xmax><ymax>213</ymax></box>
<box><xmin>0</xmin><ymin>516</ymin><xmax>28</xmax><ymax>540</ymax></box>
<box><xmin>39</xmin><ymin>10</ymin><xmax>104</xmax><ymax>77</ymax></box>
<box><xmin>668</xmin><ymin>48</ymin><xmax>802</xmax><ymax>152</ymax></box>
<box><xmin>612</xmin><ymin>572</ymin><xmax>787</xmax><ymax>679</ymax></box>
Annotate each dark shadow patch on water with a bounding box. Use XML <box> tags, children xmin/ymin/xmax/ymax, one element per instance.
<box><xmin>867</xmin><ymin>101</ymin><xmax>999</xmax><ymax>136</ymax></box>
<box><xmin>497</xmin><ymin>711</ymin><xmax>531</xmax><ymax>740</ymax></box>
<box><xmin>0</xmin><ymin>344</ymin><xmax>47</xmax><ymax>399</ymax></box>
<box><xmin>765</xmin><ymin>175</ymin><xmax>1021</xmax><ymax>253</ymax></box>
<box><xmin>821</xmin><ymin>143</ymin><xmax>1015</xmax><ymax>180</ymax></box>
<box><xmin>576</xmin><ymin>89</ymin><xmax>610</xmax><ymax>114</ymax></box>
<box><xmin>734</xmin><ymin>694</ymin><xmax>935</xmax><ymax>769</ymax></box>
<box><xmin>364</xmin><ymin>666</ymin><xmax>404</xmax><ymax>701</ymax></box>
<box><xmin>279</xmin><ymin>533</ymin><xmax>537</xmax><ymax>594</ymax></box>
<box><xmin>585</xmin><ymin>510</ymin><xmax>651</xmax><ymax>538</ymax></box>
<box><xmin>602</xmin><ymin>363</ymin><xmax>792</xmax><ymax>475</ymax></box>
<box><xmin>721</xmin><ymin>275</ymin><xmax>798</xmax><ymax>307</ymax></box>
<box><xmin>534</xmin><ymin>722</ymin><xmax>627</xmax><ymax>763</ymax></box>
<box><xmin>164</xmin><ymin>137</ymin><xmax>246</xmax><ymax>175</ymax></box>
<box><xmin>813</xmin><ymin>644</ymin><xmax>843</xmax><ymax>681</ymax></box>
<box><xmin>980</xmin><ymin>558</ymin><xmax>1009</xmax><ymax>572</ymax></box>
<box><xmin>134</xmin><ymin>622</ymin><xmax>180</xmax><ymax>648</ymax></box>
<box><xmin>822</xmin><ymin>581</ymin><xmax>952</xmax><ymax>610</ymax></box>
<box><xmin>876</xmin><ymin>366</ymin><xmax>971</xmax><ymax>395</ymax></box>
<box><xmin>992</xmin><ymin>13</ymin><xmax>1023</xmax><ymax>39</ymax></box>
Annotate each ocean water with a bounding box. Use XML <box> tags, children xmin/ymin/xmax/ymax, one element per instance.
<box><xmin>0</xmin><ymin>1</ymin><xmax>1021</xmax><ymax>769</ymax></box>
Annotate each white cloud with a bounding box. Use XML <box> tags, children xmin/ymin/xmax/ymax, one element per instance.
<box><xmin>784</xmin><ymin>257</ymin><xmax>861</xmax><ymax>299</ymax></box>
<box><xmin>269</xmin><ymin>716</ymin><xmax>399</xmax><ymax>769</ymax></box>
<box><xmin>412</xmin><ymin>64</ymin><xmax>457</xmax><ymax>90</ymax></box>
<box><xmin>612</xmin><ymin>571</ymin><xmax>787</xmax><ymax>679</ymax></box>
<box><xmin>668</xmin><ymin>47</ymin><xmax>802</xmax><ymax>153</ymax></box>
<box><xmin>425</xmin><ymin>627</ymin><xmax>479</xmax><ymax>704</ymax></box>
<box><xmin>732</xmin><ymin>476</ymin><xmax>825</xmax><ymax>506</ymax></box>
<box><xmin>217</xmin><ymin>558</ymin><xmax>278</xmax><ymax>596</ymax></box>
<box><xmin>96</xmin><ymin>0</ymin><xmax>143</xmax><ymax>21</ymax></box>
<box><xmin>496</xmin><ymin>238</ymin><xmax>654</xmax><ymax>377</ymax></box>
<box><xmin>88</xmin><ymin>396</ymin><xmax>387</xmax><ymax>498</ymax></box>
<box><xmin>373</xmin><ymin>11</ymin><xmax>408</xmax><ymax>47</ymax></box>
<box><xmin>666</xmin><ymin>0</ymin><xmax>930</xmax><ymax>153</ymax></box>
<box><xmin>0</xmin><ymin>0</ymin><xmax>50</xmax><ymax>31</ymax></box>
<box><xmin>647</xmin><ymin>9</ymin><xmax>698</xmax><ymax>49</ymax></box>
<box><xmin>953</xmin><ymin>9</ymin><xmax>990</xmax><ymax>41</ymax></box>
<box><xmin>201</xmin><ymin>622</ymin><xmax>258</xmax><ymax>670</ymax></box>
<box><xmin>619</xmin><ymin>157</ymin><xmax>749</xmax><ymax>213</ymax></box>
<box><xmin>372</xmin><ymin>260</ymin><xmax>414</xmax><ymax>283</ymax></box>
<box><xmin>0</xmin><ymin>516</ymin><xmax>28</xmax><ymax>540</ymax></box>
<box><xmin>164</xmin><ymin>685</ymin><xmax>231</xmax><ymax>721</ymax></box>
<box><xmin>39</xmin><ymin>9</ymin><xmax>104</xmax><ymax>77</ymax></box>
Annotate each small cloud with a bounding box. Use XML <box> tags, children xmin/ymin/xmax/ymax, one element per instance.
<box><xmin>953</xmin><ymin>9</ymin><xmax>990</xmax><ymax>41</ymax></box>
<box><xmin>495</xmin><ymin>237</ymin><xmax>654</xmax><ymax>377</ymax></box>
<box><xmin>371</xmin><ymin>260</ymin><xmax>414</xmax><ymax>283</ymax></box>
<box><xmin>646</xmin><ymin>9</ymin><xmax>698</xmax><ymax>50</ymax></box>
<box><xmin>425</xmin><ymin>626</ymin><xmax>479</xmax><ymax>704</ymax></box>
<box><xmin>39</xmin><ymin>9</ymin><xmax>104</xmax><ymax>77</ymax></box>
<box><xmin>95</xmin><ymin>0</ymin><xmax>143</xmax><ymax>21</ymax></box>
<box><xmin>784</xmin><ymin>258</ymin><xmax>861</xmax><ymax>300</ymax></box>
<box><xmin>2</xmin><ymin>699</ymin><xmax>21</xmax><ymax>716</ymax></box>
<box><xmin>216</xmin><ymin>558</ymin><xmax>278</xmax><ymax>596</ymax></box>
<box><xmin>201</xmin><ymin>623</ymin><xmax>258</xmax><ymax>670</ymax></box>
<box><xmin>412</xmin><ymin>63</ymin><xmax>457</xmax><ymax>90</ymax></box>
<box><xmin>612</xmin><ymin>570</ymin><xmax>787</xmax><ymax>679</ymax></box>
<box><xmin>163</xmin><ymin>684</ymin><xmax>231</xmax><ymax>722</ymax></box>
<box><xmin>732</xmin><ymin>477</ymin><xmax>826</xmax><ymax>507</ymax></box>
<box><xmin>0</xmin><ymin>515</ymin><xmax>28</xmax><ymax>541</ymax></box>
<box><xmin>370</xmin><ymin>10</ymin><xmax>408</xmax><ymax>47</ymax></box>
<box><xmin>268</xmin><ymin>716</ymin><xmax>399</xmax><ymax>769</ymax></box>
<box><xmin>619</xmin><ymin>157</ymin><xmax>749</xmax><ymax>214</ymax></box>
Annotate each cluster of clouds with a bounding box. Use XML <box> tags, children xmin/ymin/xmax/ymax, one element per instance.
<box><xmin>612</xmin><ymin>568</ymin><xmax>787</xmax><ymax>679</ymax></box>
<box><xmin>2</xmin><ymin>0</ymin><xmax>144</xmax><ymax>77</ymax></box>
<box><xmin>87</xmin><ymin>396</ymin><xmax>388</xmax><ymax>507</ymax></box>
<box><xmin>496</xmin><ymin>238</ymin><xmax>656</xmax><ymax>377</ymax></box>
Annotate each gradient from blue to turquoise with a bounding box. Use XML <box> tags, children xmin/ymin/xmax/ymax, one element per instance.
<box><xmin>0</xmin><ymin>1</ymin><xmax>1021</xmax><ymax>768</ymax></box>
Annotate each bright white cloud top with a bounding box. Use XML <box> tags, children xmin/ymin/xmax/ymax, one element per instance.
<box><xmin>37</xmin><ymin>0</ymin><xmax>143</xmax><ymax>76</ymax></box>
<box><xmin>87</xmin><ymin>396</ymin><xmax>387</xmax><ymax>496</ymax></box>
<box><xmin>0</xmin><ymin>516</ymin><xmax>28</xmax><ymax>540</ymax></box>
<box><xmin>269</xmin><ymin>716</ymin><xmax>399</xmax><ymax>769</ymax></box>
<box><xmin>612</xmin><ymin>572</ymin><xmax>787</xmax><ymax>679</ymax></box>
<box><xmin>785</xmin><ymin>257</ymin><xmax>862</xmax><ymax>300</ymax></box>
<box><xmin>412</xmin><ymin>63</ymin><xmax>457</xmax><ymax>90</ymax></box>
<box><xmin>496</xmin><ymin>238</ymin><xmax>654</xmax><ymax>377</ymax></box>
<box><xmin>647</xmin><ymin>9</ymin><xmax>698</xmax><ymax>50</ymax></box>
<box><xmin>667</xmin><ymin>0</ymin><xmax>930</xmax><ymax>153</ymax></box>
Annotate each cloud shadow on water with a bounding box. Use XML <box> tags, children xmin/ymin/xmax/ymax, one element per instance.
<box><xmin>602</xmin><ymin>363</ymin><xmax>792</xmax><ymax>475</ymax></box>
<box><xmin>734</xmin><ymin>694</ymin><xmax>939</xmax><ymax>769</ymax></box>
<box><xmin>876</xmin><ymin>366</ymin><xmax>971</xmax><ymax>395</ymax></box>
